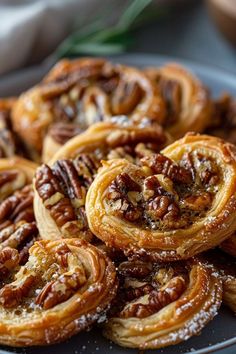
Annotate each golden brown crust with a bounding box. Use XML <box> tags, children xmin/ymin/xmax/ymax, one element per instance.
<box><xmin>12</xmin><ymin>58</ymin><xmax>166</xmax><ymax>156</ymax></box>
<box><xmin>34</xmin><ymin>122</ymin><xmax>169</xmax><ymax>241</ymax></box>
<box><xmin>103</xmin><ymin>259</ymin><xmax>222</xmax><ymax>349</ymax></box>
<box><xmin>0</xmin><ymin>238</ymin><xmax>118</xmax><ymax>346</ymax></box>
<box><xmin>145</xmin><ymin>63</ymin><xmax>212</xmax><ymax>139</ymax></box>
<box><xmin>86</xmin><ymin>133</ymin><xmax>236</xmax><ymax>260</ymax></box>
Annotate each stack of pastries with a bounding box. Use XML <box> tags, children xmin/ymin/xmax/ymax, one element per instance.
<box><xmin>0</xmin><ymin>57</ymin><xmax>235</xmax><ymax>350</ymax></box>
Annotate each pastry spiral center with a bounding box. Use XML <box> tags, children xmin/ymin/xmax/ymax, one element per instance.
<box><xmin>105</xmin><ymin>151</ymin><xmax>221</xmax><ymax>230</ymax></box>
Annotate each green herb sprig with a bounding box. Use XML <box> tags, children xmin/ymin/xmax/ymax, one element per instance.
<box><xmin>56</xmin><ymin>0</ymin><xmax>156</xmax><ymax>58</ymax></box>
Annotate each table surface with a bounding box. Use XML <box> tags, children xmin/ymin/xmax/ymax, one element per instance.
<box><xmin>131</xmin><ymin>0</ymin><xmax>236</xmax><ymax>76</ymax></box>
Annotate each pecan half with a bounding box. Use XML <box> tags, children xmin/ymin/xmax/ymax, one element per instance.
<box><xmin>0</xmin><ymin>247</ymin><xmax>19</xmax><ymax>278</ymax></box>
<box><xmin>181</xmin><ymin>152</ymin><xmax>219</xmax><ymax>187</ymax></box>
<box><xmin>0</xmin><ymin>185</ymin><xmax>34</xmax><ymax>229</ymax></box>
<box><xmin>53</xmin><ymin>159</ymin><xmax>86</xmax><ymax>201</ymax></box>
<box><xmin>120</xmin><ymin>276</ymin><xmax>186</xmax><ymax>318</ymax></box>
<box><xmin>35</xmin><ymin>251</ymin><xmax>87</xmax><ymax>310</ymax></box>
<box><xmin>0</xmin><ymin>270</ymin><xmax>37</xmax><ymax>308</ymax></box>
<box><xmin>35</xmin><ymin>164</ymin><xmax>78</xmax><ymax>228</ymax></box>
<box><xmin>141</xmin><ymin>154</ymin><xmax>192</xmax><ymax>184</ymax></box>
<box><xmin>35</xmin><ymin>272</ymin><xmax>85</xmax><ymax>309</ymax></box>
<box><xmin>146</xmin><ymin>195</ymin><xmax>180</xmax><ymax>222</ymax></box>
<box><xmin>107</xmin><ymin>173</ymin><xmax>142</xmax><ymax>222</ymax></box>
<box><xmin>74</xmin><ymin>154</ymin><xmax>100</xmax><ymax>187</ymax></box>
<box><xmin>181</xmin><ymin>192</ymin><xmax>212</xmax><ymax>212</ymax></box>
<box><xmin>0</xmin><ymin>222</ymin><xmax>38</xmax><ymax>250</ymax></box>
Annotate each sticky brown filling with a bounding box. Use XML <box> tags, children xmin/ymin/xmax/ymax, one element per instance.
<box><xmin>0</xmin><ymin>243</ymin><xmax>87</xmax><ymax>315</ymax></box>
<box><xmin>106</xmin><ymin>151</ymin><xmax>221</xmax><ymax>231</ymax></box>
<box><xmin>39</xmin><ymin>63</ymin><xmax>161</xmax><ymax>131</ymax></box>
<box><xmin>110</xmin><ymin>260</ymin><xmax>188</xmax><ymax>319</ymax></box>
<box><xmin>35</xmin><ymin>138</ymin><xmax>165</xmax><ymax>233</ymax></box>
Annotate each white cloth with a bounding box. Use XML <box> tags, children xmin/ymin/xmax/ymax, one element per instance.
<box><xmin>0</xmin><ymin>0</ymin><xmax>127</xmax><ymax>75</ymax></box>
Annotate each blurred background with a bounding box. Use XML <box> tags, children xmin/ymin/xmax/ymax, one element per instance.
<box><xmin>0</xmin><ymin>0</ymin><xmax>235</xmax><ymax>77</ymax></box>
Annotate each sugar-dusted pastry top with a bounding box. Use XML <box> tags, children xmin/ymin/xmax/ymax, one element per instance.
<box><xmin>103</xmin><ymin>257</ymin><xmax>222</xmax><ymax>349</ymax></box>
<box><xmin>34</xmin><ymin>121</ymin><xmax>168</xmax><ymax>241</ymax></box>
<box><xmin>86</xmin><ymin>133</ymin><xmax>236</xmax><ymax>260</ymax></box>
<box><xmin>0</xmin><ymin>238</ymin><xmax>118</xmax><ymax>346</ymax></box>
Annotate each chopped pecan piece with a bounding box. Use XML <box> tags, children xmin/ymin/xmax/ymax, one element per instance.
<box><xmin>120</xmin><ymin>276</ymin><xmax>186</xmax><ymax>318</ymax></box>
<box><xmin>107</xmin><ymin>173</ymin><xmax>142</xmax><ymax>222</ymax></box>
<box><xmin>35</xmin><ymin>164</ymin><xmax>78</xmax><ymax>228</ymax></box>
<box><xmin>35</xmin><ymin>271</ymin><xmax>86</xmax><ymax>309</ymax></box>
<box><xmin>146</xmin><ymin>195</ymin><xmax>180</xmax><ymax>221</ymax></box>
<box><xmin>54</xmin><ymin>242</ymin><xmax>72</xmax><ymax>267</ymax></box>
<box><xmin>141</xmin><ymin>154</ymin><xmax>192</xmax><ymax>184</ymax></box>
<box><xmin>181</xmin><ymin>152</ymin><xmax>219</xmax><ymax>186</ymax></box>
<box><xmin>143</xmin><ymin>175</ymin><xmax>167</xmax><ymax>201</ymax></box>
<box><xmin>0</xmin><ymin>270</ymin><xmax>36</xmax><ymax>308</ymax></box>
<box><xmin>0</xmin><ymin>247</ymin><xmax>19</xmax><ymax>278</ymax></box>
<box><xmin>181</xmin><ymin>192</ymin><xmax>212</xmax><ymax>212</ymax></box>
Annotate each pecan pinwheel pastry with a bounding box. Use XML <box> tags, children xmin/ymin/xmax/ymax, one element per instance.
<box><xmin>34</xmin><ymin>121</ymin><xmax>168</xmax><ymax>241</ymax></box>
<box><xmin>204</xmin><ymin>249</ymin><xmax>236</xmax><ymax>313</ymax></box>
<box><xmin>86</xmin><ymin>133</ymin><xmax>236</xmax><ymax>261</ymax></box>
<box><xmin>0</xmin><ymin>157</ymin><xmax>38</xmax><ymax>263</ymax></box>
<box><xmin>206</xmin><ymin>93</ymin><xmax>236</xmax><ymax>144</ymax></box>
<box><xmin>145</xmin><ymin>63</ymin><xmax>212</xmax><ymax>139</ymax></box>
<box><xmin>0</xmin><ymin>238</ymin><xmax>117</xmax><ymax>346</ymax></box>
<box><xmin>12</xmin><ymin>58</ymin><xmax>165</xmax><ymax>157</ymax></box>
<box><xmin>103</xmin><ymin>258</ymin><xmax>222</xmax><ymax>349</ymax></box>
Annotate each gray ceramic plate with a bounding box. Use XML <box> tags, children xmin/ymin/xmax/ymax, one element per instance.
<box><xmin>0</xmin><ymin>54</ymin><xmax>235</xmax><ymax>354</ymax></box>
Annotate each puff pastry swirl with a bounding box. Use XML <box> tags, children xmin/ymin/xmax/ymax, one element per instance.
<box><xmin>86</xmin><ymin>133</ymin><xmax>236</xmax><ymax>260</ymax></box>
<box><xmin>103</xmin><ymin>258</ymin><xmax>222</xmax><ymax>349</ymax></box>
<box><xmin>145</xmin><ymin>63</ymin><xmax>212</xmax><ymax>139</ymax></box>
<box><xmin>34</xmin><ymin>122</ymin><xmax>168</xmax><ymax>241</ymax></box>
<box><xmin>12</xmin><ymin>58</ymin><xmax>165</xmax><ymax>156</ymax></box>
<box><xmin>0</xmin><ymin>238</ymin><xmax>117</xmax><ymax>346</ymax></box>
